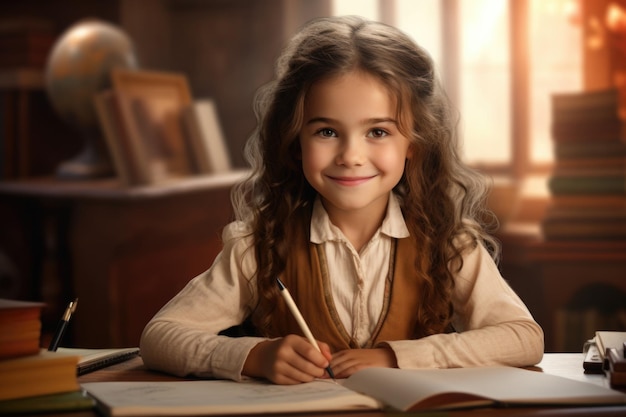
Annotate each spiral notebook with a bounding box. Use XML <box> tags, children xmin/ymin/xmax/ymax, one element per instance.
<box><xmin>55</xmin><ymin>347</ymin><xmax>140</xmax><ymax>375</ymax></box>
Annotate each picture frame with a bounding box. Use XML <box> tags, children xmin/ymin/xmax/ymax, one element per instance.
<box><xmin>181</xmin><ymin>99</ymin><xmax>232</xmax><ymax>174</ymax></box>
<box><xmin>109</xmin><ymin>68</ymin><xmax>196</xmax><ymax>185</ymax></box>
<box><xmin>94</xmin><ymin>89</ymin><xmax>142</xmax><ymax>186</ymax></box>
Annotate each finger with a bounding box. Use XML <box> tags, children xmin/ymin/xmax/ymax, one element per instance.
<box><xmin>275</xmin><ymin>336</ymin><xmax>328</xmax><ymax>380</ymax></box>
<box><xmin>290</xmin><ymin>336</ymin><xmax>331</xmax><ymax>370</ymax></box>
<box><xmin>330</xmin><ymin>349</ymin><xmax>353</xmax><ymax>368</ymax></box>
<box><xmin>286</xmin><ymin>352</ymin><xmax>327</xmax><ymax>379</ymax></box>
<box><xmin>317</xmin><ymin>340</ymin><xmax>334</xmax><ymax>362</ymax></box>
<box><xmin>330</xmin><ymin>353</ymin><xmax>359</xmax><ymax>378</ymax></box>
<box><xmin>331</xmin><ymin>350</ymin><xmax>380</xmax><ymax>378</ymax></box>
<box><xmin>269</xmin><ymin>362</ymin><xmax>317</xmax><ymax>385</ymax></box>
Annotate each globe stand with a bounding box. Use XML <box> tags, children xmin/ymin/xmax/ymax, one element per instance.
<box><xmin>44</xmin><ymin>19</ymin><xmax>138</xmax><ymax>182</ymax></box>
<box><xmin>56</xmin><ymin>132</ymin><xmax>114</xmax><ymax>180</ymax></box>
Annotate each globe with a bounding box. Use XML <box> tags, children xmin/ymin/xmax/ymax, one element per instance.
<box><xmin>45</xmin><ymin>19</ymin><xmax>139</xmax><ymax>179</ymax></box>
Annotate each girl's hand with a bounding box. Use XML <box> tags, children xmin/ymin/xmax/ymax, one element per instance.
<box><xmin>242</xmin><ymin>335</ymin><xmax>332</xmax><ymax>384</ymax></box>
<box><xmin>330</xmin><ymin>347</ymin><xmax>398</xmax><ymax>378</ymax></box>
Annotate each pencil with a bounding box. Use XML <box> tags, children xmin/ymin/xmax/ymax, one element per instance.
<box><xmin>276</xmin><ymin>278</ymin><xmax>335</xmax><ymax>379</ymax></box>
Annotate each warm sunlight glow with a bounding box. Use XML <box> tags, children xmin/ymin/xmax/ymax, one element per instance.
<box><xmin>332</xmin><ymin>0</ymin><xmax>378</xmax><ymax>20</ymax></box>
<box><xmin>459</xmin><ymin>0</ymin><xmax>510</xmax><ymax>164</ymax></box>
<box><xmin>332</xmin><ymin>0</ymin><xmax>582</xmax><ymax>173</ymax></box>
<box><xmin>530</xmin><ymin>0</ymin><xmax>582</xmax><ymax>163</ymax></box>
<box><xmin>395</xmin><ymin>0</ymin><xmax>442</xmax><ymax>69</ymax></box>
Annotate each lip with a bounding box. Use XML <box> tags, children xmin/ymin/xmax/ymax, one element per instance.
<box><xmin>327</xmin><ymin>175</ymin><xmax>376</xmax><ymax>186</ymax></box>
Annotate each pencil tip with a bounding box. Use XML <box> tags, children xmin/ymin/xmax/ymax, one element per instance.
<box><xmin>276</xmin><ymin>278</ymin><xmax>285</xmax><ymax>290</ymax></box>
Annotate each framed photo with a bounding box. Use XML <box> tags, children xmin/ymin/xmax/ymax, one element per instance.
<box><xmin>94</xmin><ymin>89</ymin><xmax>141</xmax><ymax>186</ymax></box>
<box><xmin>109</xmin><ymin>68</ymin><xmax>195</xmax><ymax>185</ymax></box>
<box><xmin>181</xmin><ymin>99</ymin><xmax>232</xmax><ymax>174</ymax></box>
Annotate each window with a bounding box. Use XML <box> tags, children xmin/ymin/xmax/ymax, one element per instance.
<box><xmin>332</xmin><ymin>0</ymin><xmax>582</xmax><ymax>183</ymax></box>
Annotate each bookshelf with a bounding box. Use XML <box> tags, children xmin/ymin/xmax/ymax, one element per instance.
<box><xmin>0</xmin><ymin>0</ymin><xmax>331</xmax><ymax>172</ymax></box>
<box><xmin>0</xmin><ymin>171</ymin><xmax>246</xmax><ymax>347</ymax></box>
<box><xmin>0</xmin><ymin>68</ymin><xmax>81</xmax><ymax>180</ymax></box>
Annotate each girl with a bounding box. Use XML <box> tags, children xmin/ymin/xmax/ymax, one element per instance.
<box><xmin>140</xmin><ymin>15</ymin><xmax>544</xmax><ymax>385</ymax></box>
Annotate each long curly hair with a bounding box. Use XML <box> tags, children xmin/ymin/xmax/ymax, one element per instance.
<box><xmin>231</xmin><ymin>15</ymin><xmax>499</xmax><ymax>338</ymax></box>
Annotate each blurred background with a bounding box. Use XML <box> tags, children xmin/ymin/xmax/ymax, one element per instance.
<box><xmin>0</xmin><ymin>0</ymin><xmax>624</xmax><ymax>353</ymax></box>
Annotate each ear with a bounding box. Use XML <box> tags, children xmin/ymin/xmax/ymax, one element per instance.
<box><xmin>406</xmin><ymin>144</ymin><xmax>414</xmax><ymax>160</ymax></box>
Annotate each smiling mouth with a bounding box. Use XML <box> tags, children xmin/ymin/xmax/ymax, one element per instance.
<box><xmin>327</xmin><ymin>175</ymin><xmax>376</xmax><ymax>186</ymax></box>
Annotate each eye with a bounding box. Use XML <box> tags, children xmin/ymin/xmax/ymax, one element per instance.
<box><xmin>368</xmin><ymin>128</ymin><xmax>389</xmax><ymax>138</ymax></box>
<box><xmin>316</xmin><ymin>128</ymin><xmax>337</xmax><ymax>138</ymax></box>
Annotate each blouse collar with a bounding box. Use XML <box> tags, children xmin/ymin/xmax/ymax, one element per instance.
<box><xmin>310</xmin><ymin>193</ymin><xmax>410</xmax><ymax>244</ymax></box>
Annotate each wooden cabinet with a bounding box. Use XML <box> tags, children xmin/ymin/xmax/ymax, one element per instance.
<box><xmin>499</xmin><ymin>226</ymin><xmax>626</xmax><ymax>352</ymax></box>
<box><xmin>527</xmin><ymin>240</ymin><xmax>626</xmax><ymax>352</ymax></box>
<box><xmin>0</xmin><ymin>171</ymin><xmax>246</xmax><ymax>347</ymax></box>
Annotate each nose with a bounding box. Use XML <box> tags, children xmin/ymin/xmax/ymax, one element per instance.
<box><xmin>335</xmin><ymin>136</ymin><xmax>366</xmax><ymax>166</ymax></box>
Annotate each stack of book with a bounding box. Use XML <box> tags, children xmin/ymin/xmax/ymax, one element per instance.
<box><xmin>0</xmin><ymin>299</ymin><xmax>90</xmax><ymax>412</ymax></box>
<box><xmin>596</xmin><ymin>331</ymin><xmax>626</xmax><ymax>388</ymax></box>
<box><xmin>543</xmin><ymin>88</ymin><xmax>626</xmax><ymax>240</ymax></box>
<box><xmin>0</xmin><ymin>298</ymin><xmax>43</xmax><ymax>359</ymax></box>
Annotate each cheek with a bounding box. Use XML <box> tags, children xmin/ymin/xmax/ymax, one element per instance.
<box><xmin>374</xmin><ymin>145</ymin><xmax>410</xmax><ymax>170</ymax></box>
<box><xmin>300</xmin><ymin>143</ymin><xmax>323</xmax><ymax>180</ymax></box>
<box><xmin>301</xmin><ymin>141</ymin><xmax>333</xmax><ymax>167</ymax></box>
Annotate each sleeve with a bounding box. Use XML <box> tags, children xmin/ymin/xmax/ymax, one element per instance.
<box><xmin>139</xmin><ymin>221</ymin><xmax>268</xmax><ymax>381</ymax></box>
<box><xmin>384</xmin><ymin>243</ymin><xmax>544</xmax><ymax>369</ymax></box>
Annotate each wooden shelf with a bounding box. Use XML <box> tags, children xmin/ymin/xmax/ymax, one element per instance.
<box><xmin>0</xmin><ymin>68</ymin><xmax>44</xmax><ymax>90</ymax></box>
<box><xmin>0</xmin><ymin>170</ymin><xmax>248</xmax><ymax>199</ymax></box>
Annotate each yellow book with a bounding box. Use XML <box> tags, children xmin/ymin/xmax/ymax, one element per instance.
<box><xmin>0</xmin><ymin>349</ymin><xmax>79</xmax><ymax>401</ymax></box>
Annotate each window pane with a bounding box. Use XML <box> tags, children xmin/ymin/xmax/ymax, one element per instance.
<box><xmin>395</xmin><ymin>0</ymin><xmax>442</xmax><ymax>68</ymax></box>
<box><xmin>333</xmin><ymin>0</ymin><xmax>582</xmax><ymax>172</ymax></box>
<box><xmin>530</xmin><ymin>0</ymin><xmax>582</xmax><ymax>164</ymax></box>
<box><xmin>332</xmin><ymin>0</ymin><xmax>379</xmax><ymax>20</ymax></box>
<box><xmin>459</xmin><ymin>0</ymin><xmax>511</xmax><ymax>164</ymax></box>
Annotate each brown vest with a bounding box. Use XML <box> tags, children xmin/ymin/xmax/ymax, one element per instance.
<box><xmin>264</xmin><ymin>233</ymin><xmax>424</xmax><ymax>352</ymax></box>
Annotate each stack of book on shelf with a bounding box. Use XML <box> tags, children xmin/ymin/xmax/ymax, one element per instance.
<box><xmin>0</xmin><ymin>298</ymin><xmax>92</xmax><ymax>414</ymax></box>
<box><xmin>543</xmin><ymin>88</ymin><xmax>626</xmax><ymax>240</ymax></box>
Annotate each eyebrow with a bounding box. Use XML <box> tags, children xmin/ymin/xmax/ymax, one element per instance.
<box><xmin>305</xmin><ymin>117</ymin><xmax>398</xmax><ymax>125</ymax></box>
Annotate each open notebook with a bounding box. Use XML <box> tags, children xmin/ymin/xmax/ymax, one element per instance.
<box><xmin>81</xmin><ymin>365</ymin><xmax>626</xmax><ymax>416</ymax></box>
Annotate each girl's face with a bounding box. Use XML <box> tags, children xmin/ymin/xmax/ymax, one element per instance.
<box><xmin>299</xmin><ymin>70</ymin><xmax>412</xmax><ymax>221</ymax></box>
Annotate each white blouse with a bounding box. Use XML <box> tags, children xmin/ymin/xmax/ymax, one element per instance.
<box><xmin>140</xmin><ymin>194</ymin><xmax>544</xmax><ymax>381</ymax></box>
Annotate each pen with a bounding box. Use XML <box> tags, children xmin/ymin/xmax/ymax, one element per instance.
<box><xmin>48</xmin><ymin>298</ymin><xmax>78</xmax><ymax>352</ymax></box>
<box><xmin>276</xmin><ymin>278</ymin><xmax>335</xmax><ymax>379</ymax></box>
